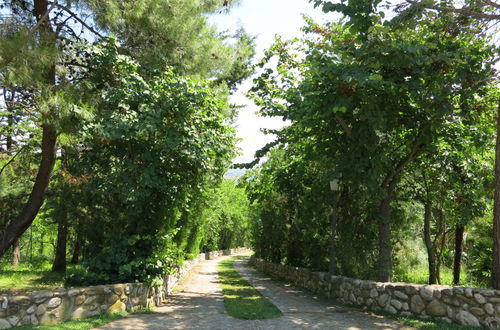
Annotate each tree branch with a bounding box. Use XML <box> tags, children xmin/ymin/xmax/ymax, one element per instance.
<box><xmin>47</xmin><ymin>1</ymin><xmax>103</xmax><ymax>38</ymax></box>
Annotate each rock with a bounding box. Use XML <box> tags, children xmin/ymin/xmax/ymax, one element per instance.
<box><xmin>26</xmin><ymin>305</ymin><xmax>36</xmax><ymax>314</ymax></box>
<box><xmin>402</xmin><ymin>302</ymin><xmax>409</xmax><ymax>311</ymax></box>
<box><xmin>410</xmin><ymin>295</ymin><xmax>425</xmax><ymax>314</ymax></box>
<box><xmin>453</xmin><ymin>287</ymin><xmax>465</xmax><ymax>295</ymax></box>
<box><xmin>426</xmin><ymin>300</ymin><xmax>446</xmax><ymax>317</ymax></box>
<box><xmin>405</xmin><ymin>286</ymin><xmax>418</xmax><ymax>295</ymax></box>
<box><xmin>7</xmin><ymin>315</ymin><xmax>18</xmax><ymax>326</ymax></box>
<box><xmin>84</xmin><ymin>296</ymin><xmax>97</xmax><ymax>305</ymax></box>
<box><xmin>1</xmin><ymin>298</ymin><xmax>7</xmax><ymax>309</ymax></box>
<box><xmin>107</xmin><ymin>300</ymin><xmax>126</xmax><ymax>313</ymax></box>
<box><xmin>33</xmin><ymin>291</ymin><xmax>53</xmax><ymax>304</ymax></box>
<box><xmin>385</xmin><ymin>305</ymin><xmax>397</xmax><ymax>314</ymax></box>
<box><xmin>485</xmin><ymin>303</ymin><xmax>494</xmax><ymax>315</ymax></box>
<box><xmin>36</xmin><ymin>304</ymin><xmax>46</xmax><ymax>316</ymax></box>
<box><xmin>474</xmin><ymin>293</ymin><xmax>486</xmax><ymax>304</ymax></box>
<box><xmin>469</xmin><ymin>307</ymin><xmax>485</xmax><ymax>317</ymax></box>
<box><xmin>30</xmin><ymin>314</ymin><xmax>38</xmax><ymax>326</ymax></box>
<box><xmin>107</xmin><ymin>294</ymin><xmax>119</xmax><ymax>305</ymax></box>
<box><xmin>68</xmin><ymin>289</ymin><xmax>80</xmax><ymax>297</ymax></box>
<box><xmin>394</xmin><ymin>291</ymin><xmax>408</xmax><ymax>300</ymax></box>
<box><xmin>420</xmin><ymin>286</ymin><xmax>434</xmax><ymax>301</ymax></box>
<box><xmin>390</xmin><ymin>299</ymin><xmax>402</xmax><ymax>310</ymax></box>
<box><xmin>72</xmin><ymin>307</ymin><xmax>89</xmax><ymax>319</ymax></box>
<box><xmin>10</xmin><ymin>295</ymin><xmax>30</xmax><ymax>306</ymax></box>
<box><xmin>112</xmin><ymin>285</ymin><xmax>124</xmax><ymax>296</ymax></box>
<box><xmin>465</xmin><ymin>287</ymin><xmax>473</xmax><ymax>298</ymax></box>
<box><xmin>369</xmin><ymin>288</ymin><xmax>378</xmax><ymax>298</ymax></box>
<box><xmin>489</xmin><ymin>297</ymin><xmax>500</xmax><ymax>303</ymax></box>
<box><xmin>486</xmin><ymin>317</ymin><xmax>500</xmax><ymax>329</ymax></box>
<box><xmin>442</xmin><ymin>296</ymin><xmax>461</xmax><ymax>307</ymax></box>
<box><xmin>0</xmin><ymin>319</ymin><xmax>10</xmax><ymax>329</ymax></box>
<box><xmin>482</xmin><ymin>290</ymin><xmax>495</xmax><ymax>297</ymax></box>
<box><xmin>456</xmin><ymin>310</ymin><xmax>480</xmax><ymax>327</ymax></box>
<box><xmin>74</xmin><ymin>295</ymin><xmax>85</xmax><ymax>305</ymax></box>
<box><xmin>378</xmin><ymin>294</ymin><xmax>389</xmax><ymax>307</ymax></box>
<box><xmin>47</xmin><ymin>297</ymin><xmax>61</xmax><ymax>309</ymax></box>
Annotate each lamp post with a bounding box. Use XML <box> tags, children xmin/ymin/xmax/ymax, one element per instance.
<box><xmin>329</xmin><ymin>178</ymin><xmax>341</xmax><ymax>275</ymax></box>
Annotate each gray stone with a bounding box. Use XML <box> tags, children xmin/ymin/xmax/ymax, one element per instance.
<box><xmin>26</xmin><ymin>304</ymin><xmax>36</xmax><ymax>314</ymax></box>
<box><xmin>474</xmin><ymin>293</ymin><xmax>486</xmax><ymax>304</ymax></box>
<box><xmin>469</xmin><ymin>307</ymin><xmax>485</xmax><ymax>317</ymax></box>
<box><xmin>420</xmin><ymin>286</ymin><xmax>434</xmax><ymax>301</ymax></box>
<box><xmin>485</xmin><ymin>303</ymin><xmax>494</xmax><ymax>315</ymax></box>
<box><xmin>7</xmin><ymin>315</ymin><xmax>19</xmax><ymax>326</ymax></box>
<box><xmin>485</xmin><ymin>317</ymin><xmax>500</xmax><ymax>329</ymax></box>
<box><xmin>390</xmin><ymin>299</ymin><xmax>402</xmax><ymax>310</ymax></box>
<box><xmin>47</xmin><ymin>297</ymin><xmax>61</xmax><ymax>309</ymax></box>
<box><xmin>33</xmin><ymin>291</ymin><xmax>53</xmax><ymax>304</ymax></box>
<box><xmin>36</xmin><ymin>304</ymin><xmax>46</xmax><ymax>316</ymax></box>
<box><xmin>426</xmin><ymin>300</ymin><xmax>446</xmax><ymax>317</ymax></box>
<box><xmin>378</xmin><ymin>294</ymin><xmax>389</xmax><ymax>307</ymax></box>
<box><xmin>394</xmin><ymin>291</ymin><xmax>408</xmax><ymax>300</ymax></box>
<box><xmin>489</xmin><ymin>297</ymin><xmax>500</xmax><ymax>303</ymax></box>
<box><xmin>482</xmin><ymin>290</ymin><xmax>495</xmax><ymax>297</ymax></box>
<box><xmin>369</xmin><ymin>288</ymin><xmax>378</xmax><ymax>298</ymax></box>
<box><xmin>456</xmin><ymin>310</ymin><xmax>480</xmax><ymax>327</ymax></box>
<box><xmin>405</xmin><ymin>286</ymin><xmax>418</xmax><ymax>295</ymax></box>
<box><xmin>1</xmin><ymin>298</ymin><xmax>7</xmax><ymax>309</ymax></box>
<box><xmin>402</xmin><ymin>302</ymin><xmax>409</xmax><ymax>311</ymax></box>
<box><xmin>68</xmin><ymin>289</ymin><xmax>80</xmax><ymax>297</ymax></box>
<box><xmin>453</xmin><ymin>287</ymin><xmax>465</xmax><ymax>295</ymax></box>
<box><xmin>410</xmin><ymin>294</ymin><xmax>425</xmax><ymax>314</ymax></box>
<box><xmin>30</xmin><ymin>314</ymin><xmax>38</xmax><ymax>326</ymax></box>
<box><xmin>442</xmin><ymin>296</ymin><xmax>461</xmax><ymax>307</ymax></box>
<box><xmin>385</xmin><ymin>305</ymin><xmax>397</xmax><ymax>314</ymax></box>
<box><xmin>465</xmin><ymin>287</ymin><xmax>473</xmax><ymax>298</ymax></box>
<box><xmin>0</xmin><ymin>319</ymin><xmax>10</xmax><ymax>329</ymax></box>
<box><xmin>10</xmin><ymin>295</ymin><xmax>30</xmax><ymax>306</ymax></box>
<box><xmin>84</xmin><ymin>296</ymin><xmax>97</xmax><ymax>305</ymax></box>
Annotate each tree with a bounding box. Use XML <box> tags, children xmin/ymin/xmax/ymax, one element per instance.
<box><xmin>249</xmin><ymin>13</ymin><xmax>494</xmax><ymax>281</ymax></box>
<box><xmin>0</xmin><ymin>0</ymin><xmax>254</xmax><ymax>260</ymax></box>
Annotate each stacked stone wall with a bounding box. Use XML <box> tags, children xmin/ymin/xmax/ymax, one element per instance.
<box><xmin>251</xmin><ymin>257</ymin><xmax>500</xmax><ymax>329</ymax></box>
<box><xmin>0</xmin><ymin>247</ymin><xmax>248</xmax><ymax>328</ymax></box>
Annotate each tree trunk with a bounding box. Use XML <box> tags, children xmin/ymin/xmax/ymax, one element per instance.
<box><xmin>378</xmin><ymin>196</ymin><xmax>393</xmax><ymax>282</ymax></box>
<box><xmin>493</xmin><ymin>100</ymin><xmax>500</xmax><ymax>289</ymax></box>
<box><xmin>423</xmin><ymin>200</ymin><xmax>437</xmax><ymax>284</ymax></box>
<box><xmin>329</xmin><ymin>190</ymin><xmax>341</xmax><ymax>275</ymax></box>
<box><xmin>0</xmin><ymin>0</ymin><xmax>58</xmax><ymax>258</ymax></box>
<box><xmin>71</xmin><ymin>229</ymin><xmax>81</xmax><ymax>265</ymax></box>
<box><xmin>453</xmin><ymin>224</ymin><xmax>465</xmax><ymax>285</ymax></box>
<box><xmin>52</xmin><ymin>217</ymin><xmax>68</xmax><ymax>272</ymax></box>
<box><xmin>11</xmin><ymin>238</ymin><xmax>20</xmax><ymax>267</ymax></box>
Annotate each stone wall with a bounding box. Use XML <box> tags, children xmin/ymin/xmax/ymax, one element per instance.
<box><xmin>0</xmin><ymin>247</ymin><xmax>248</xmax><ymax>328</ymax></box>
<box><xmin>251</xmin><ymin>257</ymin><xmax>500</xmax><ymax>329</ymax></box>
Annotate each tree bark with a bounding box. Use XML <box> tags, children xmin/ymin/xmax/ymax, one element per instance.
<box><xmin>11</xmin><ymin>238</ymin><xmax>20</xmax><ymax>267</ymax></box>
<box><xmin>493</xmin><ymin>100</ymin><xmax>500</xmax><ymax>289</ymax></box>
<box><xmin>453</xmin><ymin>224</ymin><xmax>465</xmax><ymax>285</ymax></box>
<box><xmin>52</xmin><ymin>217</ymin><xmax>68</xmax><ymax>272</ymax></box>
<box><xmin>329</xmin><ymin>190</ymin><xmax>341</xmax><ymax>275</ymax></box>
<box><xmin>378</xmin><ymin>196</ymin><xmax>393</xmax><ymax>282</ymax></box>
<box><xmin>0</xmin><ymin>0</ymin><xmax>58</xmax><ymax>258</ymax></box>
<box><xmin>71</xmin><ymin>227</ymin><xmax>82</xmax><ymax>265</ymax></box>
<box><xmin>423</xmin><ymin>200</ymin><xmax>437</xmax><ymax>284</ymax></box>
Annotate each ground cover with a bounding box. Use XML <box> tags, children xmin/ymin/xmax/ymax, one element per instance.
<box><xmin>14</xmin><ymin>308</ymin><xmax>155</xmax><ymax>330</ymax></box>
<box><xmin>218</xmin><ymin>256</ymin><xmax>282</xmax><ymax>319</ymax></box>
<box><xmin>0</xmin><ymin>264</ymin><xmax>66</xmax><ymax>293</ymax></box>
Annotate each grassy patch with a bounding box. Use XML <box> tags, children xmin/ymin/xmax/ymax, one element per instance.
<box><xmin>14</xmin><ymin>308</ymin><xmax>155</xmax><ymax>330</ymax></box>
<box><xmin>0</xmin><ymin>266</ymin><xmax>66</xmax><ymax>293</ymax></box>
<box><xmin>218</xmin><ymin>256</ymin><xmax>282</xmax><ymax>319</ymax></box>
<box><xmin>388</xmin><ymin>313</ymin><xmax>485</xmax><ymax>329</ymax></box>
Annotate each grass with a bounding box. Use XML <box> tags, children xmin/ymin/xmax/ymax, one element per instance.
<box><xmin>14</xmin><ymin>308</ymin><xmax>155</xmax><ymax>330</ymax></box>
<box><xmin>0</xmin><ymin>265</ymin><xmax>66</xmax><ymax>293</ymax></box>
<box><xmin>218</xmin><ymin>256</ymin><xmax>282</xmax><ymax>319</ymax></box>
<box><xmin>386</xmin><ymin>313</ymin><xmax>486</xmax><ymax>329</ymax></box>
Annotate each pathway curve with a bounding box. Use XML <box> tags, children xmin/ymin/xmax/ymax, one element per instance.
<box><xmin>97</xmin><ymin>255</ymin><xmax>413</xmax><ymax>329</ymax></box>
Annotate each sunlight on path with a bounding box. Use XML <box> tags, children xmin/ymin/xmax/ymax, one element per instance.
<box><xmin>97</xmin><ymin>254</ymin><xmax>413</xmax><ymax>329</ymax></box>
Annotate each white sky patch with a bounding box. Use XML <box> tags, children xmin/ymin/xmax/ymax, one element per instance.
<box><xmin>209</xmin><ymin>0</ymin><xmax>332</xmax><ymax>164</ymax></box>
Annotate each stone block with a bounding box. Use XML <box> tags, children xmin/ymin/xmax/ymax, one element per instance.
<box><xmin>456</xmin><ymin>310</ymin><xmax>480</xmax><ymax>327</ymax></box>
<box><xmin>426</xmin><ymin>300</ymin><xmax>446</xmax><ymax>317</ymax></box>
<box><xmin>0</xmin><ymin>319</ymin><xmax>10</xmax><ymax>329</ymax></box>
<box><xmin>394</xmin><ymin>291</ymin><xmax>408</xmax><ymax>300</ymax></box>
<box><xmin>107</xmin><ymin>300</ymin><xmax>126</xmax><ymax>313</ymax></box>
<box><xmin>410</xmin><ymin>295</ymin><xmax>425</xmax><ymax>314</ymax></box>
<box><xmin>47</xmin><ymin>297</ymin><xmax>61</xmax><ymax>309</ymax></box>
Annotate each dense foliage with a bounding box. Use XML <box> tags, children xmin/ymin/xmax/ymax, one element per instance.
<box><xmin>244</xmin><ymin>11</ymin><xmax>498</xmax><ymax>285</ymax></box>
<box><xmin>0</xmin><ymin>0</ymin><xmax>254</xmax><ymax>285</ymax></box>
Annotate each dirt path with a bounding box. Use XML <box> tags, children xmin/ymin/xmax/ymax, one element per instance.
<box><xmin>97</xmin><ymin>255</ymin><xmax>413</xmax><ymax>329</ymax></box>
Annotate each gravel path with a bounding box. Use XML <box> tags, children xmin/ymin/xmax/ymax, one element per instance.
<box><xmin>97</xmin><ymin>255</ymin><xmax>413</xmax><ymax>329</ymax></box>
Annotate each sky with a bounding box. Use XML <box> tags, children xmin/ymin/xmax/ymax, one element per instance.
<box><xmin>208</xmin><ymin>0</ymin><xmax>332</xmax><ymax>164</ymax></box>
